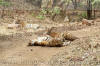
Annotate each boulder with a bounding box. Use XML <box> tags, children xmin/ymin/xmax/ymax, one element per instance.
<box><xmin>26</xmin><ymin>24</ymin><xmax>40</xmax><ymax>29</ymax></box>
<box><xmin>64</xmin><ymin>16</ymin><xmax>69</xmax><ymax>22</ymax></box>
<box><xmin>82</xmin><ymin>19</ymin><xmax>94</xmax><ymax>26</ymax></box>
<box><xmin>7</xmin><ymin>24</ymin><xmax>20</xmax><ymax>29</ymax></box>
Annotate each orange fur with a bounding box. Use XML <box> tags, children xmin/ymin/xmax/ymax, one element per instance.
<box><xmin>48</xmin><ymin>39</ymin><xmax>63</xmax><ymax>47</ymax></box>
<box><xmin>48</xmin><ymin>32</ymin><xmax>61</xmax><ymax>38</ymax></box>
<box><xmin>47</xmin><ymin>27</ymin><xmax>78</xmax><ymax>41</ymax></box>
<box><xmin>39</xmin><ymin>41</ymin><xmax>49</xmax><ymax>46</ymax></box>
<box><xmin>28</xmin><ymin>27</ymin><xmax>78</xmax><ymax>47</ymax></box>
<box><xmin>63</xmin><ymin>32</ymin><xmax>78</xmax><ymax>41</ymax></box>
<box><xmin>47</xmin><ymin>27</ymin><xmax>62</xmax><ymax>38</ymax></box>
<box><xmin>28</xmin><ymin>38</ymin><xmax>63</xmax><ymax>47</ymax></box>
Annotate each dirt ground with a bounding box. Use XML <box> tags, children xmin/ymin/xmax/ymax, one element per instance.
<box><xmin>0</xmin><ymin>14</ymin><xmax>100</xmax><ymax>66</ymax></box>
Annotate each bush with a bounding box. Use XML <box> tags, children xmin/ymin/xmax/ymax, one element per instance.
<box><xmin>0</xmin><ymin>0</ymin><xmax>11</xmax><ymax>6</ymax></box>
<box><xmin>36</xmin><ymin>7</ymin><xmax>61</xmax><ymax>20</ymax></box>
<box><xmin>79</xmin><ymin>12</ymin><xmax>87</xmax><ymax>19</ymax></box>
<box><xmin>36</xmin><ymin>15</ymin><xmax>45</xmax><ymax>20</ymax></box>
<box><xmin>52</xmin><ymin>7</ymin><xmax>61</xmax><ymax>15</ymax></box>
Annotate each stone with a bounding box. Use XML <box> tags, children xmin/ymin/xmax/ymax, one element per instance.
<box><xmin>26</xmin><ymin>24</ymin><xmax>40</xmax><ymax>29</ymax></box>
<box><xmin>64</xmin><ymin>16</ymin><xmax>69</xmax><ymax>22</ymax></box>
<box><xmin>82</xmin><ymin>19</ymin><xmax>94</xmax><ymax>26</ymax></box>
<box><xmin>7</xmin><ymin>23</ymin><xmax>20</xmax><ymax>29</ymax></box>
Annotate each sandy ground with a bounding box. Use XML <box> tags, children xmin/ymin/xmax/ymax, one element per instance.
<box><xmin>0</xmin><ymin>16</ymin><xmax>100</xmax><ymax>66</ymax></box>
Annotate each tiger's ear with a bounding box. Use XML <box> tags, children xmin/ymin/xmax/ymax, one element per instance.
<box><xmin>47</xmin><ymin>27</ymin><xmax>56</xmax><ymax>34</ymax></box>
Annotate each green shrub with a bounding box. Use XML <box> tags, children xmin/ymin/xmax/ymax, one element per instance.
<box><xmin>53</xmin><ymin>7</ymin><xmax>61</xmax><ymax>15</ymax></box>
<box><xmin>32</xmin><ymin>12</ymin><xmax>35</xmax><ymax>16</ymax></box>
<box><xmin>0</xmin><ymin>0</ymin><xmax>11</xmax><ymax>6</ymax></box>
<box><xmin>36</xmin><ymin>7</ymin><xmax>61</xmax><ymax>20</ymax></box>
<box><xmin>36</xmin><ymin>15</ymin><xmax>45</xmax><ymax>20</ymax></box>
<box><xmin>40</xmin><ymin>8</ymin><xmax>47</xmax><ymax>15</ymax></box>
<box><xmin>79</xmin><ymin>12</ymin><xmax>87</xmax><ymax>19</ymax></box>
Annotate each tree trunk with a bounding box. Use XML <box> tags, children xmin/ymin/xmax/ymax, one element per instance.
<box><xmin>41</xmin><ymin>0</ymin><xmax>54</xmax><ymax>8</ymax></box>
<box><xmin>47</xmin><ymin>0</ymin><xmax>54</xmax><ymax>8</ymax></box>
<box><xmin>71</xmin><ymin>0</ymin><xmax>77</xmax><ymax>9</ymax></box>
<box><xmin>41</xmin><ymin>0</ymin><xmax>48</xmax><ymax>8</ymax></box>
<box><xmin>93</xmin><ymin>9</ymin><xmax>96</xmax><ymax>18</ymax></box>
<box><xmin>1</xmin><ymin>9</ymin><xmax>5</xmax><ymax>18</ymax></box>
<box><xmin>87</xmin><ymin>0</ymin><xmax>92</xmax><ymax>19</ymax></box>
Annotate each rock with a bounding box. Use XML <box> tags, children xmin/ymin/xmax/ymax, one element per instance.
<box><xmin>26</xmin><ymin>24</ymin><xmax>33</xmax><ymax>29</ymax></box>
<box><xmin>0</xmin><ymin>26</ymin><xmax>7</xmax><ymax>35</ymax></box>
<box><xmin>7</xmin><ymin>23</ymin><xmax>20</xmax><ymax>29</ymax></box>
<box><xmin>82</xmin><ymin>19</ymin><xmax>94</xmax><ymax>26</ymax></box>
<box><xmin>95</xmin><ymin>18</ymin><xmax>100</xmax><ymax>22</ymax></box>
<box><xmin>70</xmin><ymin>56</ymin><xmax>84</xmax><ymax>61</ymax></box>
<box><xmin>26</xmin><ymin>24</ymin><xmax>40</xmax><ymax>29</ymax></box>
<box><xmin>63</xmin><ymin>41</ymin><xmax>71</xmax><ymax>46</ymax></box>
<box><xmin>64</xmin><ymin>16</ymin><xmax>69</xmax><ymax>22</ymax></box>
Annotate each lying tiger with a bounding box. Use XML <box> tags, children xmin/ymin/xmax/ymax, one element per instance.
<box><xmin>28</xmin><ymin>32</ymin><xmax>78</xmax><ymax>47</ymax></box>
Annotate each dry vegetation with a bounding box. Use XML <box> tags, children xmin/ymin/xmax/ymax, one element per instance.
<box><xmin>0</xmin><ymin>1</ymin><xmax>100</xmax><ymax>65</ymax></box>
<box><xmin>0</xmin><ymin>0</ymin><xmax>100</xmax><ymax>65</ymax></box>
<box><xmin>0</xmin><ymin>10</ymin><xmax>100</xmax><ymax>66</ymax></box>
